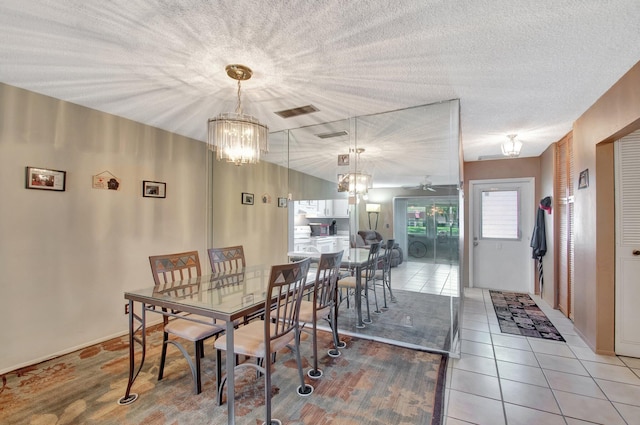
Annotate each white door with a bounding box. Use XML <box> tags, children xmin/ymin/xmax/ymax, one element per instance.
<box><xmin>615</xmin><ymin>132</ymin><xmax>640</xmax><ymax>357</ymax></box>
<box><xmin>470</xmin><ymin>178</ymin><xmax>534</xmax><ymax>293</ymax></box>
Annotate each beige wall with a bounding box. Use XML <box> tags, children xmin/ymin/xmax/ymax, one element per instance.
<box><xmin>0</xmin><ymin>83</ymin><xmax>209</xmax><ymax>373</ymax></box>
<box><xmin>572</xmin><ymin>61</ymin><xmax>640</xmax><ymax>354</ymax></box>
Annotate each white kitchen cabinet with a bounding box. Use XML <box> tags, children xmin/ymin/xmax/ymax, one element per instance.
<box><xmin>331</xmin><ymin>199</ymin><xmax>349</xmax><ymax>217</ymax></box>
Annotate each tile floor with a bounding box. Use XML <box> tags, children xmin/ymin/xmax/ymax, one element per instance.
<box><xmin>391</xmin><ymin>260</ymin><xmax>640</xmax><ymax>425</ymax></box>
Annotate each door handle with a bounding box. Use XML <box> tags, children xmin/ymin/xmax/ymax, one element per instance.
<box><xmin>633</xmin><ymin>250</ymin><xmax>640</xmax><ymax>256</ymax></box>
<box><xmin>473</xmin><ymin>241</ymin><xmax>479</xmax><ymax>247</ymax></box>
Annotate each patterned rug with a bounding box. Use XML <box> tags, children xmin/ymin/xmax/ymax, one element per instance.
<box><xmin>489</xmin><ymin>290</ymin><xmax>565</xmax><ymax>342</ymax></box>
<box><xmin>0</xmin><ymin>325</ymin><xmax>446</xmax><ymax>425</ymax></box>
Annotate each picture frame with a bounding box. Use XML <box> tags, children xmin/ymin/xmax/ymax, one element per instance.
<box><xmin>337</xmin><ymin>154</ymin><xmax>350</xmax><ymax>166</ymax></box>
<box><xmin>142</xmin><ymin>180</ymin><xmax>166</xmax><ymax>198</ymax></box>
<box><xmin>242</xmin><ymin>192</ymin><xmax>254</xmax><ymax>205</ymax></box>
<box><xmin>26</xmin><ymin>166</ymin><xmax>66</xmax><ymax>191</ymax></box>
<box><xmin>578</xmin><ymin>169</ymin><xmax>589</xmax><ymax>189</ymax></box>
<box><xmin>278</xmin><ymin>197</ymin><xmax>288</xmax><ymax>208</ymax></box>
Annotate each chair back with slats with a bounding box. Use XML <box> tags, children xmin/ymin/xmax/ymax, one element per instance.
<box><xmin>149</xmin><ymin>251</ymin><xmax>201</xmax><ymax>286</ymax></box>
<box><xmin>314</xmin><ymin>251</ymin><xmax>344</xmax><ymax>315</ymax></box>
<box><xmin>208</xmin><ymin>246</ymin><xmax>246</xmax><ymax>273</ymax></box>
<box><xmin>364</xmin><ymin>242</ymin><xmax>381</xmax><ymax>282</ymax></box>
<box><xmin>265</xmin><ymin>258</ymin><xmax>311</xmax><ymax>345</ymax></box>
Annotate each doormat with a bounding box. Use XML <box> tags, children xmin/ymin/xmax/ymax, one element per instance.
<box><xmin>489</xmin><ymin>290</ymin><xmax>565</xmax><ymax>342</ymax></box>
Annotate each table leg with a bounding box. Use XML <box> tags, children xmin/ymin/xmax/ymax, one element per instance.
<box><xmin>225</xmin><ymin>320</ymin><xmax>235</xmax><ymax>425</ymax></box>
<box><xmin>118</xmin><ymin>300</ymin><xmax>146</xmax><ymax>405</ymax></box>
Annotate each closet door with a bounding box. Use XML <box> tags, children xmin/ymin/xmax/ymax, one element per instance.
<box><xmin>556</xmin><ymin>134</ymin><xmax>574</xmax><ymax>319</ymax></box>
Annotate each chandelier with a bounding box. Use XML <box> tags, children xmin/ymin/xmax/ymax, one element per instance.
<box><xmin>207</xmin><ymin>65</ymin><xmax>269</xmax><ymax>165</ymax></box>
<box><xmin>501</xmin><ymin>134</ymin><xmax>523</xmax><ymax>158</ymax></box>
<box><xmin>338</xmin><ymin>148</ymin><xmax>372</xmax><ymax>195</ymax></box>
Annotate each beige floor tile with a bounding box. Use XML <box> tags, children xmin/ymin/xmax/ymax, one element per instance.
<box><xmin>444</xmin><ymin>417</ymin><xmax>475</xmax><ymax>425</ymax></box>
<box><xmin>528</xmin><ymin>338</ymin><xmax>576</xmax><ymax>358</ymax></box>
<box><xmin>543</xmin><ymin>369</ymin><xmax>605</xmax><ymax>399</ymax></box>
<box><xmin>581</xmin><ymin>360</ymin><xmax>640</xmax><ymax>385</ymax></box>
<box><xmin>613</xmin><ymin>402</ymin><xmax>640</xmax><ymax>425</ymax></box>
<box><xmin>461</xmin><ymin>340</ymin><xmax>495</xmax><ymax>359</ymax></box>
<box><xmin>500</xmin><ymin>379</ymin><xmax>560</xmax><ymax>414</ymax></box>
<box><xmin>461</xmin><ymin>329</ymin><xmax>492</xmax><ymax>344</ymax></box>
<box><xmin>619</xmin><ymin>356</ymin><xmax>640</xmax><ymax>369</ymax></box>
<box><xmin>497</xmin><ymin>361</ymin><xmax>548</xmax><ymax>387</ymax></box>
<box><xmin>562</xmin><ymin>334</ymin><xmax>589</xmax><ymax>348</ymax></box>
<box><xmin>570</xmin><ymin>346</ymin><xmax>626</xmax><ymax>365</ymax></box>
<box><xmin>446</xmin><ymin>389</ymin><xmax>506</xmax><ymax>425</ymax></box>
<box><xmin>504</xmin><ymin>403</ymin><xmax>566</xmax><ymax>425</ymax></box>
<box><xmin>535</xmin><ymin>353</ymin><xmax>589</xmax><ymax>376</ymax></box>
<box><xmin>564</xmin><ymin>419</ymin><xmax>599</xmax><ymax>425</ymax></box>
<box><xmin>452</xmin><ymin>354</ymin><xmax>497</xmax><ymax>377</ymax></box>
<box><xmin>489</xmin><ymin>323</ymin><xmax>502</xmax><ymax>334</ymax></box>
<box><xmin>553</xmin><ymin>390</ymin><xmax>626</xmax><ymax>425</ymax></box>
<box><xmin>491</xmin><ymin>334</ymin><xmax>531</xmax><ymax>351</ymax></box>
<box><xmin>462</xmin><ymin>319</ymin><xmax>490</xmax><ymax>333</ymax></box>
<box><xmin>595</xmin><ymin>378</ymin><xmax>640</xmax><ymax>405</ymax></box>
<box><xmin>493</xmin><ymin>346</ymin><xmax>539</xmax><ymax>367</ymax></box>
<box><xmin>450</xmin><ymin>368</ymin><xmax>502</xmax><ymax>400</ymax></box>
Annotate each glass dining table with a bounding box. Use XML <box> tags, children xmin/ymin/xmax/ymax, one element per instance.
<box><xmin>119</xmin><ymin>265</ymin><xmax>276</xmax><ymax>425</ymax></box>
<box><xmin>287</xmin><ymin>248</ymin><xmax>372</xmax><ymax>328</ymax></box>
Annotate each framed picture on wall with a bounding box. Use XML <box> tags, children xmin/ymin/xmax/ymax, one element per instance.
<box><xmin>578</xmin><ymin>169</ymin><xmax>589</xmax><ymax>189</ymax></box>
<box><xmin>25</xmin><ymin>166</ymin><xmax>66</xmax><ymax>191</ymax></box>
<box><xmin>278</xmin><ymin>197</ymin><xmax>287</xmax><ymax>208</ymax></box>
<box><xmin>142</xmin><ymin>180</ymin><xmax>166</xmax><ymax>198</ymax></box>
<box><xmin>242</xmin><ymin>192</ymin><xmax>254</xmax><ymax>205</ymax></box>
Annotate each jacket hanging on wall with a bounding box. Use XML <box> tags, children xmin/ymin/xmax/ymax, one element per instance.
<box><xmin>530</xmin><ymin>196</ymin><xmax>552</xmax><ymax>293</ymax></box>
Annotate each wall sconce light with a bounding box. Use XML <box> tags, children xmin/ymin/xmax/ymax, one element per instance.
<box><xmin>366</xmin><ymin>203</ymin><xmax>381</xmax><ymax>230</ymax></box>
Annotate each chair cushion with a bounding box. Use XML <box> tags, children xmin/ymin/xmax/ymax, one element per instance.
<box><xmin>214</xmin><ymin>320</ymin><xmax>295</xmax><ymax>358</ymax></box>
<box><xmin>165</xmin><ymin>317</ymin><xmax>224</xmax><ymax>341</ymax></box>
<box><xmin>337</xmin><ymin>276</ymin><xmax>357</xmax><ymax>288</ymax></box>
<box><xmin>298</xmin><ymin>300</ymin><xmax>331</xmax><ymax>323</ymax></box>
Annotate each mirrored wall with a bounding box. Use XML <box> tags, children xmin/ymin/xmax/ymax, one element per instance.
<box><xmin>263</xmin><ymin>100</ymin><xmax>462</xmax><ymax>356</ymax></box>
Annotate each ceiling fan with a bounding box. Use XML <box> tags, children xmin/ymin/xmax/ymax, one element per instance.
<box><xmin>403</xmin><ymin>176</ymin><xmax>437</xmax><ymax>192</ymax></box>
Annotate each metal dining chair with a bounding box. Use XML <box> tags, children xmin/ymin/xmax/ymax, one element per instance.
<box><xmin>337</xmin><ymin>242</ymin><xmax>381</xmax><ymax>323</ymax></box>
<box><xmin>297</xmin><ymin>251</ymin><xmax>345</xmax><ymax>379</ymax></box>
<box><xmin>214</xmin><ymin>258</ymin><xmax>313</xmax><ymax>425</ymax></box>
<box><xmin>149</xmin><ymin>250</ymin><xmax>225</xmax><ymax>394</ymax></box>
<box><xmin>207</xmin><ymin>245</ymin><xmax>246</xmax><ymax>273</ymax></box>
<box><xmin>374</xmin><ymin>239</ymin><xmax>397</xmax><ymax>309</ymax></box>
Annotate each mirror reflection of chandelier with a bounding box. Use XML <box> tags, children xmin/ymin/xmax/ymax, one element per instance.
<box><xmin>338</xmin><ymin>148</ymin><xmax>372</xmax><ymax>195</ymax></box>
<box><xmin>207</xmin><ymin>64</ymin><xmax>269</xmax><ymax>166</ymax></box>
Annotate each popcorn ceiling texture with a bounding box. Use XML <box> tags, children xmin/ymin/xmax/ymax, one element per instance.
<box><xmin>1</xmin><ymin>0</ymin><xmax>639</xmax><ymax>169</ymax></box>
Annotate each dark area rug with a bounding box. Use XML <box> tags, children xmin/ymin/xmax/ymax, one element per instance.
<box><xmin>1</xmin><ymin>325</ymin><xmax>446</xmax><ymax>425</ymax></box>
<box><xmin>489</xmin><ymin>290</ymin><xmax>565</xmax><ymax>341</ymax></box>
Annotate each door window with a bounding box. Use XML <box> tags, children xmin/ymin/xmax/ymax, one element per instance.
<box><xmin>481</xmin><ymin>190</ymin><xmax>520</xmax><ymax>240</ymax></box>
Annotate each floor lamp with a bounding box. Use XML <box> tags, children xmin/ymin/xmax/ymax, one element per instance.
<box><xmin>366</xmin><ymin>203</ymin><xmax>381</xmax><ymax>230</ymax></box>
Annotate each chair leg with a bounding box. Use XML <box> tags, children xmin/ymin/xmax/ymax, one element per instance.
<box><xmin>216</xmin><ymin>349</ymin><xmax>223</xmax><ymax>405</ymax></box>
<box><xmin>386</xmin><ymin>269</ymin><xmax>396</xmax><ymax>302</ymax></box>
<box><xmin>307</xmin><ymin>320</ymin><xmax>322</xmax><ymax>378</ymax></box>
<box><xmin>294</xmin><ymin>327</ymin><xmax>314</xmax><ymax>396</ymax></box>
<box><xmin>371</xmin><ymin>278</ymin><xmax>381</xmax><ymax>313</ymax></box>
<box><xmin>363</xmin><ymin>279</ymin><xmax>372</xmax><ymax>323</ymax></box>
<box><xmin>194</xmin><ymin>340</ymin><xmax>203</xmax><ymax>394</ymax></box>
<box><xmin>158</xmin><ymin>332</ymin><xmax>169</xmax><ymax>381</ymax></box>
<box><xmin>327</xmin><ymin>307</ymin><xmax>345</xmax><ymax>356</ymax></box>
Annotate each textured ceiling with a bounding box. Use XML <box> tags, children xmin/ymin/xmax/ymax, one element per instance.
<box><xmin>1</xmin><ymin>1</ymin><xmax>640</xmax><ymax>188</ymax></box>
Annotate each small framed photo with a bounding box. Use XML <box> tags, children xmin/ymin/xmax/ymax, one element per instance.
<box><xmin>578</xmin><ymin>169</ymin><xmax>589</xmax><ymax>189</ymax></box>
<box><xmin>143</xmin><ymin>180</ymin><xmax>166</xmax><ymax>198</ymax></box>
<box><xmin>278</xmin><ymin>197</ymin><xmax>287</xmax><ymax>208</ymax></box>
<box><xmin>26</xmin><ymin>166</ymin><xmax>66</xmax><ymax>191</ymax></box>
<box><xmin>242</xmin><ymin>192</ymin><xmax>254</xmax><ymax>205</ymax></box>
<box><xmin>338</xmin><ymin>154</ymin><xmax>350</xmax><ymax>166</ymax></box>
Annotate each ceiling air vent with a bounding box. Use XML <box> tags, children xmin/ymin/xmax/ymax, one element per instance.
<box><xmin>274</xmin><ymin>104</ymin><xmax>319</xmax><ymax>118</ymax></box>
<box><xmin>316</xmin><ymin>130</ymin><xmax>349</xmax><ymax>139</ymax></box>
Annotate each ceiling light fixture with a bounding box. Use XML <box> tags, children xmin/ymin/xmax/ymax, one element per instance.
<box><xmin>207</xmin><ymin>64</ymin><xmax>268</xmax><ymax>165</ymax></box>
<box><xmin>338</xmin><ymin>148</ymin><xmax>372</xmax><ymax>195</ymax></box>
<box><xmin>501</xmin><ymin>134</ymin><xmax>523</xmax><ymax>158</ymax></box>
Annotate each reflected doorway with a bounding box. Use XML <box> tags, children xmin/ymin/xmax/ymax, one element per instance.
<box><xmin>394</xmin><ymin>196</ymin><xmax>460</xmax><ymax>266</ymax></box>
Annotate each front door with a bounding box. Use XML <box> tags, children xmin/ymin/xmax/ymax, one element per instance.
<box><xmin>615</xmin><ymin>132</ymin><xmax>640</xmax><ymax>357</ymax></box>
<box><xmin>470</xmin><ymin>178</ymin><xmax>534</xmax><ymax>293</ymax></box>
